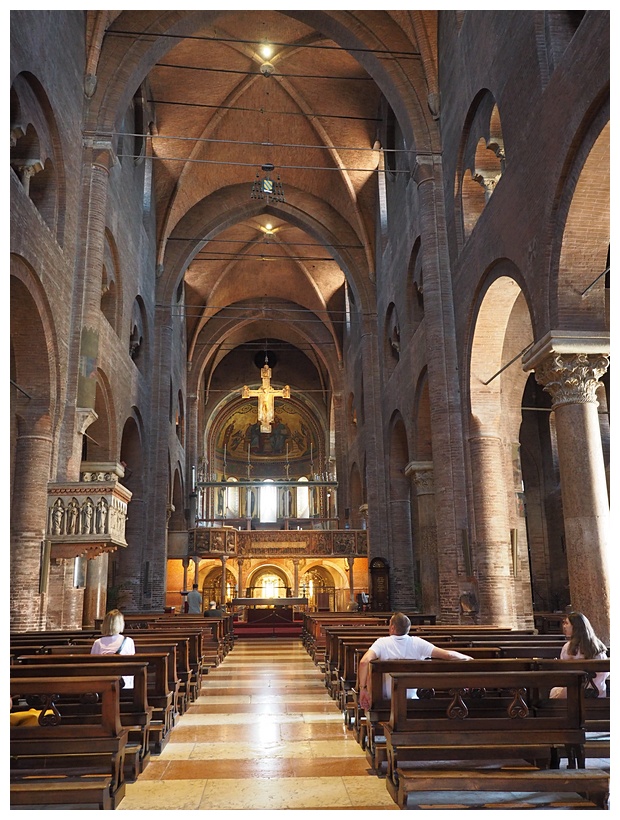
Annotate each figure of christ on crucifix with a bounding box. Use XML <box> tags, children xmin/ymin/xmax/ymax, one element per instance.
<box><xmin>242</xmin><ymin>363</ymin><xmax>290</xmax><ymax>433</ymax></box>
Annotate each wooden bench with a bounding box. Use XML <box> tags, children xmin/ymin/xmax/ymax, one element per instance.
<box><xmin>11</xmin><ymin>659</ymin><xmax>152</xmax><ymax>780</ymax></box>
<box><xmin>535</xmin><ymin>658</ymin><xmax>610</xmax><ymax>766</ymax></box>
<box><xmin>18</xmin><ymin>651</ymin><xmax>174</xmax><ymax>755</ymax></box>
<box><xmin>382</xmin><ymin>669</ymin><xmax>609</xmax><ymax>809</ymax></box>
<box><xmin>10</xmin><ymin>675</ymin><xmax>128</xmax><ymax>809</ymax></box>
<box><xmin>358</xmin><ymin>658</ymin><xmax>535</xmax><ymax>771</ymax></box>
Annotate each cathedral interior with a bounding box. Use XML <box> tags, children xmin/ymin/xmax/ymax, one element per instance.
<box><xmin>10</xmin><ymin>10</ymin><xmax>610</xmax><ymax>643</ymax></box>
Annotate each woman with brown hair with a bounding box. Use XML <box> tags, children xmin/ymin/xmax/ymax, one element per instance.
<box><xmin>550</xmin><ymin>611</ymin><xmax>608</xmax><ymax>698</ymax></box>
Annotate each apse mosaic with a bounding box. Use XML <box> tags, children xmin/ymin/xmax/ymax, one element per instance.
<box><xmin>218</xmin><ymin>400</ymin><xmax>319</xmax><ymax>463</ymax></box>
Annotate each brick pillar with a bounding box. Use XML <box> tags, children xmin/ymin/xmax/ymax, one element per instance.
<box><xmin>359</xmin><ymin>312</ymin><xmax>389</xmax><ymax>561</ymax></box>
<box><xmin>75</xmin><ymin>145</ymin><xmax>113</xmax><ymax>415</ymax></box>
<box><xmin>406</xmin><ymin>461</ymin><xmax>440</xmax><ymax>616</ymax></box>
<box><xmin>412</xmin><ymin>158</ymin><xmax>468</xmax><ymax>622</ymax></box>
<box><xmin>468</xmin><ymin>426</ymin><xmax>516</xmax><ymax>627</ymax></box>
<box><xmin>143</xmin><ymin>301</ymin><xmax>174</xmax><ymax>610</ymax></box>
<box><xmin>524</xmin><ymin>333</ymin><xmax>610</xmax><ymax>643</ymax></box>
<box><xmin>10</xmin><ymin>413</ymin><xmax>53</xmax><ymax>630</ymax></box>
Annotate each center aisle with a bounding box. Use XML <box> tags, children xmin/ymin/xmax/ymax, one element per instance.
<box><xmin>117</xmin><ymin>637</ymin><xmax>398</xmax><ymax>811</ymax></box>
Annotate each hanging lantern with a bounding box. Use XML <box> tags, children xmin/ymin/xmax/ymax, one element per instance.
<box><xmin>251</xmin><ymin>162</ymin><xmax>285</xmax><ymax>203</ymax></box>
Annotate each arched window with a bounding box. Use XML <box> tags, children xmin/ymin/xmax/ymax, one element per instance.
<box><xmin>296</xmin><ymin>477</ymin><xmax>310</xmax><ymax>519</ymax></box>
<box><xmin>260</xmin><ymin>479</ymin><xmax>277</xmax><ymax>523</ymax></box>
<box><xmin>226</xmin><ymin>477</ymin><xmax>239</xmax><ymax>518</ymax></box>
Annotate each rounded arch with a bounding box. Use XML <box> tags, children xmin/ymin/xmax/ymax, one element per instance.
<box><xmin>169</xmin><ymin>464</ymin><xmax>186</xmax><ymax>531</ymax></box>
<box><xmin>384</xmin><ymin>302</ymin><xmax>401</xmax><ymax>375</ymax></box>
<box><xmin>469</xmin><ymin>265</ymin><xmax>534</xmax><ymax>433</ymax></box>
<box><xmin>413</xmin><ymin>368</ymin><xmax>432</xmax><ymax>461</ymax></box>
<box><xmin>349</xmin><ymin>462</ymin><xmax>364</xmax><ymax>528</ymax></box>
<box><xmin>455</xmin><ymin>89</ymin><xmax>504</xmax><ymax>246</ymax></box>
<box><xmin>10</xmin><ymin>259</ymin><xmax>59</xmax><ymax>435</ymax></box>
<box><xmin>10</xmin><ymin>71</ymin><xmax>66</xmax><ymax>243</ymax></box>
<box><xmin>246</xmin><ymin>563</ymin><xmax>293</xmax><ymax>595</ymax></box>
<box><xmin>84</xmin><ymin>369</ymin><xmax>118</xmax><ymax>462</ymax></box>
<box><xmin>468</xmin><ymin>266</ymin><xmax>535</xmax><ymax>628</ymax></box>
<box><xmin>551</xmin><ymin>117</ymin><xmax>609</xmax><ymax>330</ymax></box>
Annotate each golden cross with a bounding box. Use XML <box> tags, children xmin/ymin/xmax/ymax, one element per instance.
<box><xmin>242</xmin><ymin>363</ymin><xmax>290</xmax><ymax>433</ymax></box>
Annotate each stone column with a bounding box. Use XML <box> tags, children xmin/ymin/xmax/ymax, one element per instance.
<box><xmin>182</xmin><ymin>556</ymin><xmax>189</xmax><ymax>597</ymax></box>
<box><xmin>345</xmin><ymin>556</ymin><xmax>355</xmax><ymax>606</ymax></box>
<box><xmin>220</xmin><ymin>554</ymin><xmax>228</xmax><ymax>605</ymax></box>
<box><xmin>292</xmin><ymin>558</ymin><xmax>300</xmax><ymax>597</ymax></box>
<box><xmin>468</xmin><ymin>426</ymin><xmax>516</xmax><ymax>626</ymax></box>
<box><xmin>82</xmin><ymin>553</ymin><xmax>108</xmax><ymax>627</ymax></box>
<box><xmin>237</xmin><ymin>558</ymin><xmax>245</xmax><ymax>598</ymax></box>
<box><xmin>406</xmin><ymin>461</ymin><xmax>440</xmax><ymax>616</ymax></box>
<box><xmin>10</xmin><ymin>413</ymin><xmax>54</xmax><ymax>630</ymax></box>
<box><xmin>523</xmin><ymin>332</ymin><xmax>610</xmax><ymax>642</ymax></box>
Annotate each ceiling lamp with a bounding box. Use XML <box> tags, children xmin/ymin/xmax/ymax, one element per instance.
<box><xmin>251</xmin><ymin>162</ymin><xmax>285</xmax><ymax>203</ymax></box>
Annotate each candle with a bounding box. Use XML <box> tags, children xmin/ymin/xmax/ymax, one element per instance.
<box><xmin>286</xmin><ymin>443</ymin><xmax>289</xmax><ymax>460</ymax></box>
<box><xmin>223</xmin><ymin>444</ymin><xmax>226</xmax><ymax>462</ymax></box>
<box><xmin>248</xmin><ymin>444</ymin><xmax>251</xmax><ymax>462</ymax></box>
<box><xmin>310</xmin><ymin>443</ymin><xmax>313</xmax><ymax>461</ymax></box>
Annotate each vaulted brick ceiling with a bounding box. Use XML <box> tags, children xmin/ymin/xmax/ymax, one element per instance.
<box><xmin>90</xmin><ymin>10</ymin><xmax>434</xmax><ymax>394</ymax></box>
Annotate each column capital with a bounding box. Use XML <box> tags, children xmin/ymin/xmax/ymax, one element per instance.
<box><xmin>523</xmin><ymin>332</ymin><xmax>609</xmax><ymax>409</ymax></box>
<box><xmin>522</xmin><ymin>331</ymin><xmax>609</xmax><ymax>370</ymax></box>
<box><xmin>405</xmin><ymin>461</ymin><xmax>434</xmax><ymax>494</ymax></box>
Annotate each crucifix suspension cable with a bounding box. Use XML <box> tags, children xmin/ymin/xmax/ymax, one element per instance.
<box><xmin>242</xmin><ymin>356</ymin><xmax>290</xmax><ymax>432</ymax></box>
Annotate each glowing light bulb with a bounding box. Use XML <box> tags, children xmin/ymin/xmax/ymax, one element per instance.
<box><xmin>260</xmin><ymin>43</ymin><xmax>273</xmax><ymax>59</ymax></box>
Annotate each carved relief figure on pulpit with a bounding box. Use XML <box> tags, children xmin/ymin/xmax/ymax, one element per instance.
<box><xmin>51</xmin><ymin>500</ymin><xmax>65</xmax><ymax>535</ymax></box>
<box><xmin>67</xmin><ymin>499</ymin><xmax>80</xmax><ymax>534</ymax></box>
<box><xmin>82</xmin><ymin>498</ymin><xmax>94</xmax><ymax>534</ymax></box>
<box><xmin>96</xmin><ymin>497</ymin><xmax>109</xmax><ymax>533</ymax></box>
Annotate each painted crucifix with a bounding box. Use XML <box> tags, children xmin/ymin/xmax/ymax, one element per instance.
<box><xmin>242</xmin><ymin>361</ymin><xmax>290</xmax><ymax>433</ymax></box>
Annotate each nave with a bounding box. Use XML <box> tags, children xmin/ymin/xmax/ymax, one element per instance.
<box><xmin>116</xmin><ymin>638</ymin><xmax>609</xmax><ymax>812</ymax></box>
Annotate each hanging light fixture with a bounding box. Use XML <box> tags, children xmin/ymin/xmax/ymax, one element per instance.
<box><xmin>251</xmin><ymin>162</ymin><xmax>285</xmax><ymax>203</ymax></box>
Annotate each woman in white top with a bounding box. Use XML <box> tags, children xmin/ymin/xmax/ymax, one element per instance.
<box><xmin>91</xmin><ymin>609</ymin><xmax>136</xmax><ymax>688</ymax></box>
<box><xmin>549</xmin><ymin>611</ymin><xmax>608</xmax><ymax>698</ymax></box>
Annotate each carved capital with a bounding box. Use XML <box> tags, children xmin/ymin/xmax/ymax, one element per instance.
<box><xmin>76</xmin><ymin>408</ymin><xmax>99</xmax><ymax>436</ymax></box>
<box><xmin>405</xmin><ymin>461</ymin><xmax>434</xmax><ymax>494</ymax></box>
<box><xmin>534</xmin><ymin>352</ymin><xmax>609</xmax><ymax>408</ymax></box>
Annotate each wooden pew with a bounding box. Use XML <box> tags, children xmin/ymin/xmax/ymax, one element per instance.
<box><xmin>382</xmin><ymin>668</ymin><xmax>609</xmax><ymax>809</ymax></box>
<box><xmin>358</xmin><ymin>657</ymin><xmax>536</xmax><ymax>770</ymax></box>
<box><xmin>17</xmin><ymin>651</ymin><xmax>174</xmax><ymax>755</ymax></box>
<box><xmin>11</xmin><ymin>659</ymin><xmax>152</xmax><ymax>780</ymax></box>
<box><xmin>32</xmin><ymin>636</ymin><xmax>186</xmax><ymax>730</ymax></box>
<box><xmin>535</xmin><ymin>658</ymin><xmax>610</xmax><ymax>766</ymax></box>
<box><xmin>10</xmin><ymin>675</ymin><xmax>128</xmax><ymax>810</ymax></box>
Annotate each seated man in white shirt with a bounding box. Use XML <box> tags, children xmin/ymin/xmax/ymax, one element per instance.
<box><xmin>357</xmin><ymin>612</ymin><xmax>473</xmax><ymax>709</ymax></box>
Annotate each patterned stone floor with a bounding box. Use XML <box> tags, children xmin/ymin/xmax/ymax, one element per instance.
<box><xmin>117</xmin><ymin>638</ymin><xmax>609</xmax><ymax>813</ymax></box>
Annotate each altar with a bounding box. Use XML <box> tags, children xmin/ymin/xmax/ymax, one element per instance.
<box><xmin>231</xmin><ymin>597</ymin><xmax>308</xmax><ymax>625</ymax></box>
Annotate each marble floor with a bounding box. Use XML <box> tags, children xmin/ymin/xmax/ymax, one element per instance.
<box><xmin>117</xmin><ymin>639</ymin><xmax>609</xmax><ymax>814</ymax></box>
